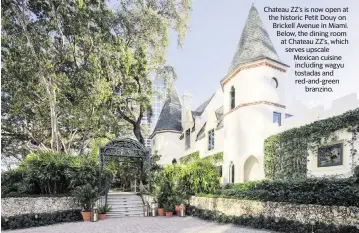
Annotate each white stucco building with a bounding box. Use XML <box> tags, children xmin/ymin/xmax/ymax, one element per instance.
<box><xmin>150</xmin><ymin>5</ymin><xmax>359</xmax><ymax>183</ymax></box>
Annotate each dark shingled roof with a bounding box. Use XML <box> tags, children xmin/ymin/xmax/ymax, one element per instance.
<box><xmin>150</xmin><ymin>88</ymin><xmax>182</xmax><ymax>138</ymax></box>
<box><xmin>194</xmin><ymin>93</ymin><xmax>215</xmax><ymax>116</ymax></box>
<box><xmin>227</xmin><ymin>4</ymin><xmax>285</xmax><ymax>76</ymax></box>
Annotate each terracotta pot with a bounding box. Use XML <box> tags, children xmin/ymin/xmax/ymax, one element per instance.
<box><xmin>158</xmin><ymin>208</ymin><xmax>165</xmax><ymax>216</ymax></box>
<box><xmin>81</xmin><ymin>211</ymin><xmax>91</xmax><ymax>221</ymax></box>
<box><xmin>166</xmin><ymin>211</ymin><xmax>173</xmax><ymax>217</ymax></box>
<box><xmin>175</xmin><ymin>205</ymin><xmax>180</xmax><ymax>216</ymax></box>
<box><xmin>99</xmin><ymin>213</ymin><xmax>107</xmax><ymax>220</ymax></box>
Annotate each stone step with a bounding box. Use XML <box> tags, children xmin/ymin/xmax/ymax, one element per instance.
<box><xmin>107</xmin><ymin>213</ymin><xmax>144</xmax><ymax>218</ymax></box>
<box><xmin>108</xmin><ymin>209</ymin><xmax>144</xmax><ymax>213</ymax></box>
<box><xmin>111</xmin><ymin>206</ymin><xmax>143</xmax><ymax>211</ymax></box>
<box><xmin>108</xmin><ymin>203</ymin><xmax>144</xmax><ymax>208</ymax></box>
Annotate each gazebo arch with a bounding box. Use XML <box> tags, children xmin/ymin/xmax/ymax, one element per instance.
<box><xmin>99</xmin><ymin>138</ymin><xmax>151</xmax><ymax>193</ymax></box>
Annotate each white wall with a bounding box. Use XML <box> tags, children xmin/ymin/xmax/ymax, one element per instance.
<box><xmin>307</xmin><ymin>128</ymin><xmax>359</xmax><ymax>178</ymax></box>
<box><xmin>222</xmin><ymin>61</ymin><xmax>288</xmax><ymax>183</ymax></box>
<box><xmin>152</xmin><ymin>132</ymin><xmax>183</xmax><ymax>165</ymax></box>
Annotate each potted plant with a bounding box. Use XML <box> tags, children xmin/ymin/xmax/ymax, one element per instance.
<box><xmin>72</xmin><ymin>184</ymin><xmax>99</xmax><ymax>221</ymax></box>
<box><xmin>173</xmin><ymin>194</ymin><xmax>183</xmax><ymax>216</ymax></box>
<box><xmin>163</xmin><ymin>202</ymin><xmax>173</xmax><ymax>217</ymax></box>
<box><xmin>98</xmin><ymin>204</ymin><xmax>112</xmax><ymax>220</ymax></box>
<box><xmin>158</xmin><ymin>203</ymin><xmax>166</xmax><ymax>216</ymax></box>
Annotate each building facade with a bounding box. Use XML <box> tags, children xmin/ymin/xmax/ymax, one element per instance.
<box><xmin>150</xmin><ymin>5</ymin><xmax>359</xmax><ymax>183</ymax></box>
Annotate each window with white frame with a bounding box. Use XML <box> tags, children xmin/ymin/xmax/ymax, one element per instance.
<box><xmin>208</xmin><ymin>129</ymin><xmax>214</xmax><ymax>150</ymax></box>
<box><xmin>273</xmin><ymin>112</ymin><xmax>281</xmax><ymax>126</ymax></box>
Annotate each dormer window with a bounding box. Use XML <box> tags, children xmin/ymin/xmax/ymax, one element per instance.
<box><xmin>230</xmin><ymin>86</ymin><xmax>235</xmax><ymax>109</ymax></box>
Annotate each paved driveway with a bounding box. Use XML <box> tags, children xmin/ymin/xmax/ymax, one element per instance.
<box><xmin>5</xmin><ymin>216</ymin><xmax>276</xmax><ymax>233</ymax></box>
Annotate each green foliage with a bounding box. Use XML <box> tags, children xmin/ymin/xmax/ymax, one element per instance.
<box><xmin>186</xmin><ymin>207</ymin><xmax>358</xmax><ymax>233</ymax></box>
<box><xmin>202</xmin><ymin>152</ymin><xmax>224</xmax><ymax>163</ymax></box>
<box><xmin>197</xmin><ymin>178</ymin><xmax>359</xmax><ymax>207</ymax></box>
<box><xmin>1</xmin><ymin>0</ymin><xmax>133</xmax><ymax>157</ymax></box>
<box><xmin>1</xmin><ymin>152</ymin><xmax>113</xmax><ymax>197</ymax></box>
<box><xmin>264</xmin><ymin>108</ymin><xmax>359</xmax><ymax>179</ymax></box>
<box><xmin>98</xmin><ymin>204</ymin><xmax>112</xmax><ymax>214</ymax></box>
<box><xmin>71</xmin><ymin>184</ymin><xmax>99</xmax><ymax>212</ymax></box>
<box><xmin>180</xmin><ymin>160</ymin><xmax>221</xmax><ymax>195</ymax></box>
<box><xmin>1</xmin><ymin>210</ymin><xmax>82</xmax><ymax>230</ymax></box>
<box><xmin>152</xmin><ymin>160</ymin><xmax>220</xmax><ymax>207</ymax></box>
<box><xmin>179</xmin><ymin>151</ymin><xmax>200</xmax><ymax>164</ymax></box>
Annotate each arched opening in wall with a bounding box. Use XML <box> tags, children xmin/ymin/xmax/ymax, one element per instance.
<box><xmin>243</xmin><ymin>156</ymin><xmax>260</xmax><ymax>182</ymax></box>
<box><xmin>230</xmin><ymin>86</ymin><xmax>235</xmax><ymax>109</ymax></box>
<box><xmin>229</xmin><ymin>161</ymin><xmax>235</xmax><ymax>183</ymax></box>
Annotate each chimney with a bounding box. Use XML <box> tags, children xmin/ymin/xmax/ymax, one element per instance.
<box><xmin>181</xmin><ymin>92</ymin><xmax>192</xmax><ymax>128</ymax></box>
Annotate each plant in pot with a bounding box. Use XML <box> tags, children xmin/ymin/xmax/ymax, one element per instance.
<box><xmin>156</xmin><ymin>192</ymin><xmax>166</xmax><ymax>216</ymax></box>
<box><xmin>173</xmin><ymin>193</ymin><xmax>183</xmax><ymax>216</ymax></box>
<box><xmin>98</xmin><ymin>204</ymin><xmax>112</xmax><ymax>220</ymax></box>
<box><xmin>72</xmin><ymin>184</ymin><xmax>99</xmax><ymax>221</ymax></box>
<box><xmin>163</xmin><ymin>202</ymin><xmax>174</xmax><ymax>217</ymax></box>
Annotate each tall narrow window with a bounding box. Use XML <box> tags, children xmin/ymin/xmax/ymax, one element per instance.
<box><xmin>273</xmin><ymin>112</ymin><xmax>281</xmax><ymax>126</ymax></box>
<box><xmin>208</xmin><ymin>129</ymin><xmax>215</xmax><ymax>150</ymax></box>
<box><xmin>229</xmin><ymin>162</ymin><xmax>235</xmax><ymax>183</ymax></box>
<box><xmin>230</xmin><ymin>86</ymin><xmax>235</xmax><ymax>109</ymax></box>
<box><xmin>185</xmin><ymin>129</ymin><xmax>191</xmax><ymax>149</ymax></box>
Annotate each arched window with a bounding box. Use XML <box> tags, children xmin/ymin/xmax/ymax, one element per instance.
<box><xmin>229</xmin><ymin>161</ymin><xmax>235</xmax><ymax>183</ymax></box>
<box><xmin>271</xmin><ymin>77</ymin><xmax>278</xmax><ymax>88</ymax></box>
<box><xmin>230</xmin><ymin>86</ymin><xmax>235</xmax><ymax>109</ymax></box>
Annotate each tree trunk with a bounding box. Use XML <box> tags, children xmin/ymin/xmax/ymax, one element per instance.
<box><xmin>47</xmin><ymin>78</ymin><xmax>61</xmax><ymax>152</ymax></box>
<box><xmin>133</xmin><ymin>122</ymin><xmax>144</xmax><ymax>145</ymax></box>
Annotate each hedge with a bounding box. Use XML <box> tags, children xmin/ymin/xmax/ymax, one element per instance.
<box><xmin>264</xmin><ymin>108</ymin><xmax>359</xmax><ymax>179</ymax></box>
<box><xmin>1</xmin><ymin>210</ymin><xmax>82</xmax><ymax>230</ymax></box>
<box><xmin>179</xmin><ymin>151</ymin><xmax>200</xmax><ymax>164</ymax></box>
<box><xmin>197</xmin><ymin>178</ymin><xmax>359</xmax><ymax>207</ymax></box>
<box><xmin>1</xmin><ymin>152</ymin><xmax>113</xmax><ymax>197</ymax></box>
<box><xmin>185</xmin><ymin>206</ymin><xmax>359</xmax><ymax>233</ymax></box>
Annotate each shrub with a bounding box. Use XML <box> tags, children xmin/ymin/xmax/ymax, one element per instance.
<box><xmin>1</xmin><ymin>151</ymin><xmax>109</xmax><ymax>197</ymax></box>
<box><xmin>152</xmin><ymin>160</ymin><xmax>220</xmax><ymax>206</ymax></box>
<box><xmin>197</xmin><ymin>178</ymin><xmax>359</xmax><ymax>207</ymax></box>
<box><xmin>185</xmin><ymin>206</ymin><xmax>359</xmax><ymax>233</ymax></box>
<box><xmin>1</xmin><ymin>210</ymin><xmax>82</xmax><ymax>230</ymax></box>
<box><xmin>71</xmin><ymin>184</ymin><xmax>99</xmax><ymax>211</ymax></box>
<box><xmin>264</xmin><ymin>108</ymin><xmax>359</xmax><ymax>179</ymax></box>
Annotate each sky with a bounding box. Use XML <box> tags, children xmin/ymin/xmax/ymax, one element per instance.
<box><xmin>164</xmin><ymin>0</ymin><xmax>359</xmax><ymax>110</ymax></box>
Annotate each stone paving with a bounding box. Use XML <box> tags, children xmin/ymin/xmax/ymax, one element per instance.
<box><xmin>5</xmin><ymin>216</ymin><xmax>276</xmax><ymax>233</ymax></box>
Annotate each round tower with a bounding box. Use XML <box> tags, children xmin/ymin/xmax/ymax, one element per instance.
<box><xmin>222</xmin><ymin>4</ymin><xmax>289</xmax><ymax>183</ymax></box>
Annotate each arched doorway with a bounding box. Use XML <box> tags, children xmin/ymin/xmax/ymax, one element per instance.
<box><xmin>99</xmin><ymin>138</ymin><xmax>151</xmax><ymax>194</ymax></box>
<box><xmin>243</xmin><ymin>156</ymin><xmax>260</xmax><ymax>182</ymax></box>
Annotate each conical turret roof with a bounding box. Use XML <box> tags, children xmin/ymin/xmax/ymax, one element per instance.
<box><xmin>227</xmin><ymin>4</ymin><xmax>284</xmax><ymax>75</ymax></box>
<box><xmin>150</xmin><ymin>87</ymin><xmax>182</xmax><ymax>138</ymax></box>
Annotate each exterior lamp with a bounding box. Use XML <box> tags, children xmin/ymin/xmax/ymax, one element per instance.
<box><xmin>151</xmin><ymin>201</ymin><xmax>157</xmax><ymax>217</ymax></box>
<box><xmin>310</xmin><ymin>218</ymin><xmax>316</xmax><ymax>233</ymax></box>
<box><xmin>144</xmin><ymin>202</ymin><xmax>150</xmax><ymax>217</ymax></box>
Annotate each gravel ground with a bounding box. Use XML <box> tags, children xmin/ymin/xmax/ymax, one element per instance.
<box><xmin>5</xmin><ymin>216</ymin><xmax>276</xmax><ymax>233</ymax></box>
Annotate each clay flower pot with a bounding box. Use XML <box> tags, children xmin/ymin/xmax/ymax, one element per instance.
<box><xmin>81</xmin><ymin>211</ymin><xmax>92</xmax><ymax>221</ymax></box>
<box><xmin>158</xmin><ymin>208</ymin><xmax>165</xmax><ymax>216</ymax></box>
<box><xmin>175</xmin><ymin>205</ymin><xmax>180</xmax><ymax>216</ymax></box>
<box><xmin>166</xmin><ymin>211</ymin><xmax>173</xmax><ymax>217</ymax></box>
<box><xmin>99</xmin><ymin>213</ymin><xmax>107</xmax><ymax>220</ymax></box>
